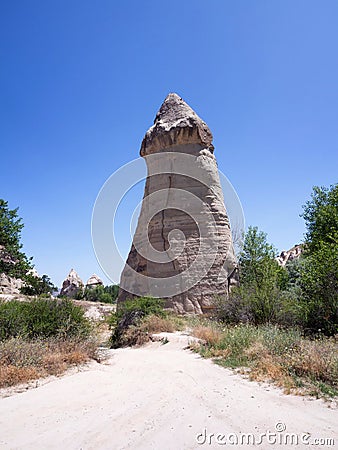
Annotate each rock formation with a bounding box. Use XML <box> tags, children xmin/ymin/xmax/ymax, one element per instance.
<box><xmin>0</xmin><ymin>246</ymin><xmax>39</xmax><ymax>296</ymax></box>
<box><xmin>86</xmin><ymin>274</ymin><xmax>103</xmax><ymax>289</ymax></box>
<box><xmin>60</xmin><ymin>269</ymin><xmax>83</xmax><ymax>298</ymax></box>
<box><xmin>117</xmin><ymin>93</ymin><xmax>238</xmax><ymax>314</ymax></box>
<box><xmin>276</xmin><ymin>244</ymin><xmax>303</xmax><ymax>267</ymax></box>
<box><xmin>0</xmin><ymin>273</ymin><xmax>23</xmax><ymax>295</ymax></box>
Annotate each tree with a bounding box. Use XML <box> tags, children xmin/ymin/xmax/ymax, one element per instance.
<box><xmin>0</xmin><ymin>199</ymin><xmax>32</xmax><ymax>278</ymax></box>
<box><xmin>240</xmin><ymin>226</ymin><xmax>282</xmax><ymax>286</ymax></box>
<box><xmin>76</xmin><ymin>284</ymin><xmax>119</xmax><ymax>304</ymax></box>
<box><xmin>301</xmin><ymin>184</ymin><xmax>338</xmax><ymax>253</ymax></box>
<box><xmin>217</xmin><ymin>226</ymin><xmax>288</xmax><ymax>324</ymax></box>
<box><xmin>300</xmin><ymin>184</ymin><xmax>338</xmax><ymax>335</ymax></box>
<box><xmin>21</xmin><ymin>274</ymin><xmax>57</xmax><ymax>296</ymax></box>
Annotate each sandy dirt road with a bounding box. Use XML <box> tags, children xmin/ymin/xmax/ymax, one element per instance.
<box><xmin>0</xmin><ymin>332</ymin><xmax>336</xmax><ymax>450</ymax></box>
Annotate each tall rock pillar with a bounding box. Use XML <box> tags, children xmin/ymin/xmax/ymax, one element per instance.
<box><xmin>117</xmin><ymin>93</ymin><xmax>238</xmax><ymax>314</ymax></box>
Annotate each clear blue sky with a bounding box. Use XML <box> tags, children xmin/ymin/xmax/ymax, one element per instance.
<box><xmin>1</xmin><ymin>1</ymin><xmax>337</xmax><ymax>287</ymax></box>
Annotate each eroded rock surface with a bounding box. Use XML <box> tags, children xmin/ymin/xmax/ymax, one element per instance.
<box><xmin>0</xmin><ymin>273</ymin><xmax>23</xmax><ymax>295</ymax></box>
<box><xmin>118</xmin><ymin>93</ymin><xmax>238</xmax><ymax>314</ymax></box>
<box><xmin>86</xmin><ymin>274</ymin><xmax>103</xmax><ymax>289</ymax></box>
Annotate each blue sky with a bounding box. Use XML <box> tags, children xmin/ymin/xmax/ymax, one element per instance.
<box><xmin>1</xmin><ymin>1</ymin><xmax>337</xmax><ymax>287</ymax></box>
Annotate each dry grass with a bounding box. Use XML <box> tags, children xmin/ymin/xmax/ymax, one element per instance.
<box><xmin>0</xmin><ymin>337</ymin><xmax>99</xmax><ymax>388</ymax></box>
<box><xmin>192</xmin><ymin>325</ymin><xmax>223</xmax><ymax>346</ymax></box>
<box><xmin>190</xmin><ymin>322</ymin><xmax>338</xmax><ymax>399</ymax></box>
<box><xmin>140</xmin><ymin>314</ymin><xmax>175</xmax><ymax>333</ymax></box>
<box><xmin>283</xmin><ymin>338</ymin><xmax>338</xmax><ymax>383</ymax></box>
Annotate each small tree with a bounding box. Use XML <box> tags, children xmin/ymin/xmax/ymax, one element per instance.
<box><xmin>217</xmin><ymin>226</ymin><xmax>288</xmax><ymax>324</ymax></box>
<box><xmin>0</xmin><ymin>199</ymin><xmax>32</xmax><ymax>278</ymax></box>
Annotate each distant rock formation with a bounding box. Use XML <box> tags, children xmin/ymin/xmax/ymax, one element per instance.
<box><xmin>60</xmin><ymin>269</ymin><xmax>83</xmax><ymax>298</ymax></box>
<box><xmin>86</xmin><ymin>274</ymin><xmax>103</xmax><ymax>289</ymax></box>
<box><xmin>117</xmin><ymin>93</ymin><xmax>238</xmax><ymax>314</ymax></box>
<box><xmin>277</xmin><ymin>244</ymin><xmax>303</xmax><ymax>267</ymax></box>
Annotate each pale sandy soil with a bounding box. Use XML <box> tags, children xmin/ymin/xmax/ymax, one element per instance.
<box><xmin>0</xmin><ymin>332</ymin><xmax>337</xmax><ymax>450</ymax></box>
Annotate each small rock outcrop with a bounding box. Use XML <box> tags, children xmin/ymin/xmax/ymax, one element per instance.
<box><xmin>60</xmin><ymin>269</ymin><xmax>83</xmax><ymax>298</ymax></box>
<box><xmin>117</xmin><ymin>93</ymin><xmax>238</xmax><ymax>314</ymax></box>
<box><xmin>0</xmin><ymin>273</ymin><xmax>23</xmax><ymax>295</ymax></box>
<box><xmin>277</xmin><ymin>244</ymin><xmax>303</xmax><ymax>266</ymax></box>
<box><xmin>86</xmin><ymin>274</ymin><xmax>103</xmax><ymax>289</ymax></box>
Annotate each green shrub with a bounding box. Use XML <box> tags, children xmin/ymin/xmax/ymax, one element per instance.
<box><xmin>110</xmin><ymin>296</ymin><xmax>165</xmax><ymax>348</ymax></box>
<box><xmin>0</xmin><ymin>298</ymin><xmax>91</xmax><ymax>340</ymax></box>
<box><xmin>116</xmin><ymin>296</ymin><xmax>165</xmax><ymax>320</ymax></box>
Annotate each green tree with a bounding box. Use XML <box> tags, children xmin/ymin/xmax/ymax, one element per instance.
<box><xmin>21</xmin><ymin>274</ymin><xmax>57</xmax><ymax>296</ymax></box>
<box><xmin>300</xmin><ymin>184</ymin><xmax>338</xmax><ymax>335</ymax></box>
<box><xmin>301</xmin><ymin>184</ymin><xmax>338</xmax><ymax>253</ymax></box>
<box><xmin>240</xmin><ymin>226</ymin><xmax>282</xmax><ymax>286</ymax></box>
<box><xmin>217</xmin><ymin>227</ymin><xmax>288</xmax><ymax>324</ymax></box>
<box><xmin>0</xmin><ymin>199</ymin><xmax>32</xmax><ymax>278</ymax></box>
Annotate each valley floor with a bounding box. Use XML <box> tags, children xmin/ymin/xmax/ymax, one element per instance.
<box><xmin>0</xmin><ymin>332</ymin><xmax>336</xmax><ymax>449</ymax></box>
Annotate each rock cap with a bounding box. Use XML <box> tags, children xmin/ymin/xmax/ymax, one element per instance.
<box><xmin>86</xmin><ymin>273</ymin><xmax>103</xmax><ymax>288</ymax></box>
<box><xmin>140</xmin><ymin>93</ymin><xmax>214</xmax><ymax>156</ymax></box>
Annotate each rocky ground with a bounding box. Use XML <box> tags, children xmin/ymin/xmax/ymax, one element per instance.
<box><xmin>0</xmin><ymin>332</ymin><xmax>336</xmax><ymax>450</ymax></box>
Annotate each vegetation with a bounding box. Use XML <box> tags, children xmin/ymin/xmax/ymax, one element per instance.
<box><xmin>75</xmin><ymin>285</ymin><xmax>119</xmax><ymax>304</ymax></box>
<box><xmin>0</xmin><ymin>298</ymin><xmax>91</xmax><ymax>340</ymax></box>
<box><xmin>109</xmin><ymin>296</ymin><xmax>166</xmax><ymax>348</ymax></box>
<box><xmin>300</xmin><ymin>184</ymin><xmax>338</xmax><ymax>335</ymax></box>
<box><xmin>215</xmin><ymin>184</ymin><xmax>338</xmax><ymax>336</ymax></box>
<box><xmin>0</xmin><ymin>297</ymin><xmax>100</xmax><ymax>388</ymax></box>
<box><xmin>190</xmin><ymin>323</ymin><xmax>338</xmax><ymax>398</ymax></box>
<box><xmin>0</xmin><ymin>199</ymin><xmax>32</xmax><ymax>278</ymax></box>
<box><xmin>215</xmin><ymin>226</ymin><xmax>291</xmax><ymax>326</ymax></box>
<box><xmin>21</xmin><ymin>274</ymin><xmax>57</xmax><ymax>296</ymax></box>
<box><xmin>0</xmin><ymin>336</ymin><xmax>99</xmax><ymax>388</ymax></box>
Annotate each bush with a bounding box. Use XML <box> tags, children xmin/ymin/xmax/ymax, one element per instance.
<box><xmin>116</xmin><ymin>296</ymin><xmax>165</xmax><ymax>320</ymax></box>
<box><xmin>110</xmin><ymin>296</ymin><xmax>165</xmax><ymax>348</ymax></box>
<box><xmin>0</xmin><ymin>298</ymin><xmax>91</xmax><ymax>340</ymax></box>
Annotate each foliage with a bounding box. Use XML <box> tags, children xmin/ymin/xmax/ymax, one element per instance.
<box><xmin>219</xmin><ymin>226</ymin><xmax>289</xmax><ymax>324</ymax></box>
<box><xmin>21</xmin><ymin>274</ymin><xmax>57</xmax><ymax>296</ymax></box>
<box><xmin>0</xmin><ymin>298</ymin><xmax>91</xmax><ymax>340</ymax></box>
<box><xmin>299</xmin><ymin>184</ymin><xmax>338</xmax><ymax>335</ymax></box>
<box><xmin>301</xmin><ymin>184</ymin><xmax>338</xmax><ymax>253</ymax></box>
<box><xmin>299</xmin><ymin>242</ymin><xmax>338</xmax><ymax>335</ymax></box>
<box><xmin>116</xmin><ymin>296</ymin><xmax>165</xmax><ymax>320</ymax></box>
<box><xmin>0</xmin><ymin>199</ymin><xmax>32</xmax><ymax>278</ymax></box>
<box><xmin>76</xmin><ymin>285</ymin><xmax>119</xmax><ymax>304</ymax></box>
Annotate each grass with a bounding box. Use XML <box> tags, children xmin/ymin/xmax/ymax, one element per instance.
<box><xmin>0</xmin><ymin>336</ymin><xmax>99</xmax><ymax>388</ymax></box>
<box><xmin>190</xmin><ymin>323</ymin><xmax>338</xmax><ymax>399</ymax></box>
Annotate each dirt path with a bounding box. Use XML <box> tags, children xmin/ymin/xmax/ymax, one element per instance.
<box><xmin>0</xmin><ymin>332</ymin><xmax>336</xmax><ymax>449</ymax></box>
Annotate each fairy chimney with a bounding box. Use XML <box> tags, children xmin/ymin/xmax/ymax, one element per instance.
<box><xmin>117</xmin><ymin>93</ymin><xmax>238</xmax><ymax>314</ymax></box>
